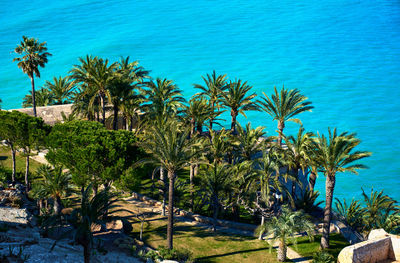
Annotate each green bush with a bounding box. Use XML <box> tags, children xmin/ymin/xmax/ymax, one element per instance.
<box><xmin>141</xmin><ymin>246</ymin><xmax>194</xmax><ymax>262</ymax></box>
<box><xmin>312</xmin><ymin>251</ymin><xmax>335</xmax><ymax>263</ymax></box>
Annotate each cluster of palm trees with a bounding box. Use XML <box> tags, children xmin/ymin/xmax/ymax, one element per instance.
<box><xmin>12</xmin><ymin>36</ymin><xmax>372</xmax><ymax>255</ymax></box>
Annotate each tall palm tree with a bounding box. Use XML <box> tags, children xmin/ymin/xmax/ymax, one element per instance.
<box><xmin>258</xmin><ymin>86</ymin><xmax>313</xmax><ymax>146</ymax></box>
<box><xmin>110</xmin><ymin>57</ymin><xmax>149</xmax><ymax>130</ymax></box>
<box><xmin>142</xmin><ymin>78</ymin><xmax>185</xmax><ymax>118</ymax></box>
<box><xmin>281</xmin><ymin>126</ymin><xmax>314</xmax><ymax>201</ymax></box>
<box><xmin>70</xmin><ymin>55</ymin><xmax>117</xmax><ymax>124</ymax></box>
<box><xmin>312</xmin><ymin>128</ymin><xmax>371</xmax><ymax>248</ymax></box>
<box><xmin>138</xmin><ymin>120</ymin><xmax>202</xmax><ymax>249</ymax></box>
<box><xmin>71</xmin><ymin>85</ymin><xmax>99</xmax><ymax>121</ymax></box>
<box><xmin>194</xmin><ymin>71</ymin><xmax>227</xmax><ymax>130</ymax></box>
<box><xmin>200</xmin><ymin>162</ymin><xmax>232</xmax><ymax>232</ymax></box>
<box><xmin>220</xmin><ymin>80</ymin><xmax>258</xmax><ymax>134</ymax></box>
<box><xmin>256</xmin><ymin>206</ymin><xmax>314</xmax><ymax>262</ymax></box>
<box><xmin>206</xmin><ymin>129</ymin><xmax>233</xmax><ymax>164</ymax></box>
<box><xmin>32</xmin><ymin>165</ymin><xmax>72</xmax><ymax>215</ymax></box>
<box><xmin>44</xmin><ymin>76</ymin><xmax>75</xmax><ymax>105</ymax></box>
<box><xmin>13</xmin><ymin>36</ymin><xmax>52</xmax><ymax>117</ymax></box>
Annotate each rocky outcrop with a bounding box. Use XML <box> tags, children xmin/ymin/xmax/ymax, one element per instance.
<box><xmin>338</xmin><ymin>229</ymin><xmax>400</xmax><ymax>263</ymax></box>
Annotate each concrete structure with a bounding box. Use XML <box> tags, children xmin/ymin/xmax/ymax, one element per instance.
<box><xmin>338</xmin><ymin>229</ymin><xmax>400</xmax><ymax>263</ymax></box>
<box><xmin>10</xmin><ymin>104</ymin><xmax>74</xmax><ymax>125</ymax></box>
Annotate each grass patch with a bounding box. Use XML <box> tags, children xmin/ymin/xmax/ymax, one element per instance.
<box><xmin>290</xmin><ymin>233</ymin><xmax>349</xmax><ymax>259</ymax></box>
<box><xmin>116</xmin><ymin>200</ymin><xmax>281</xmax><ymax>263</ymax></box>
<box><xmin>0</xmin><ymin>146</ymin><xmax>43</xmax><ymax>180</ymax></box>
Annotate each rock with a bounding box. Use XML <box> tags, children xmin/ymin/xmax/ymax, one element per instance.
<box><xmin>368</xmin><ymin>228</ymin><xmax>389</xmax><ymax>240</ymax></box>
<box><xmin>146</xmin><ymin>258</ymin><xmax>155</xmax><ymax>263</ymax></box>
<box><xmin>0</xmin><ymin>207</ymin><xmax>31</xmax><ymax>225</ymax></box>
<box><xmin>160</xmin><ymin>261</ymin><xmax>179</xmax><ymax>263</ymax></box>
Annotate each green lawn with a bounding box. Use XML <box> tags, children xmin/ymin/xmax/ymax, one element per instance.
<box><xmin>0</xmin><ymin>146</ymin><xmax>43</xmax><ymax>180</ymax></box>
<box><xmin>290</xmin><ymin>233</ymin><xmax>349</xmax><ymax>259</ymax></box>
<box><xmin>117</xmin><ymin>200</ymin><xmax>282</xmax><ymax>263</ymax></box>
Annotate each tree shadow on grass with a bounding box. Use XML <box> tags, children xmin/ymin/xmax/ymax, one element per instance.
<box><xmin>195</xmin><ymin>247</ymin><xmax>270</xmax><ymax>263</ymax></box>
<box><xmin>0</xmin><ymin>156</ymin><xmax>8</xmax><ymax>161</ymax></box>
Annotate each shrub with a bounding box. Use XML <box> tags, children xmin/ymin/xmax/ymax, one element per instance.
<box><xmin>312</xmin><ymin>251</ymin><xmax>335</xmax><ymax>263</ymax></box>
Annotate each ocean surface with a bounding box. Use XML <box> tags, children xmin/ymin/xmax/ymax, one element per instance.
<box><xmin>1</xmin><ymin>0</ymin><xmax>399</xmax><ymax>203</ymax></box>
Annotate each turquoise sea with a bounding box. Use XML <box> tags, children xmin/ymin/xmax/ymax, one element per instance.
<box><xmin>0</xmin><ymin>0</ymin><xmax>399</xmax><ymax>202</ymax></box>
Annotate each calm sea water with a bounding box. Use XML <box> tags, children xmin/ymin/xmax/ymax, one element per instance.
<box><xmin>1</xmin><ymin>0</ymin><xmax>399</xmax><ymax>203</ymax></box>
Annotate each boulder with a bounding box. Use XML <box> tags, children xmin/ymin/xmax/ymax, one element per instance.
<box><xmin>0</xmin><ymin>207</ymin><xmax>31</xmax><ymax>225</ymax></box>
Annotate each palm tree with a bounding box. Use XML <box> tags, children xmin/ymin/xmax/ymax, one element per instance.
<box><xmin>234</xmin><ymin>122</ymin><xmax>266</xmax><ymax>161</ymax></box>
<box><xmin>142</xmin><ymin>78</ymin><xmax>185</xmax><ymax>118</ymax></box>
<box><xmin>183</xmin><ymin>97</ymin><xmax>215</xmax><ymax>135</ymax></box>
<box><xmin>109</xmin><ymin>57</ymin><xmax>148</xmax><ymax>130</ymax></box>
<box><xmin>220</xmin><ymin>80</ymin><xmax>258</xmax><ymax>134</ymax></box>
<box><xmin>361</xmin><ymin>188</ymin><xmax>399</xmax><ymax>231</ymax></box>
<box><xmin>281</xmin><ymin>127</ymin><xmax>314</xmax><ymax>201</ymax></box>
<box><xmin>44</xmin><ymin>76</ymin><xmax>75</xmax><ymax>105</ymax></box>
<box><xmin>194</xmin><ymin>70</ymin><xmax>227</xmax><ymax>130</ymax></box>
<box><xmin>258</xmin><ymin>86</ymin><xmax>313</xmax><ymax>146</ymax></box>
<box><xmin>32</xmin><ymin>165</ymin><xmax>72</xmax><ymax>215</ymax></box>
<box><xmin>312</xmin><ymin>128</ymin><xmax>371</xmax><ymax>248</ymax></box>
<box><xmin>206</xmin><ymin>129</ymin><xmax>233</xmax><ymax>164</ymax></box>
<box><xmin>138</xmin><ymin>120</ymin><xmax>202</xmax><ymax>249</ymax></box>
<box><xmin>256</xmin><ymin>206</ymin><xmax>314</xmax><ymax>262</ymax></box>
<box><xmin>71</xmin><ymin>85</ymin><xmax>99</xmax><ymax>121</ymax></box>
<box><xmin>200</xmin><ymin>162</ymin><xmax>232</xmax><ymax>232</ymax></box>
<box><xmin>70</xmin><ymin>56</ymin><xmax>117</xmax><ymax>124</ymax></box>
<box><xmin>13</xmin><ymin>36</ymin><xmax>52</xmax><ymax>117</ymax></box>
<box><xmin>51</xmin><ymin>185</ymin><xmax>129</xmax><ymax>263</ymax></box>
<box><xmin>22</xmin><ymin>88</ymin><xmax>55</xmax><ymax>107</ymax></box>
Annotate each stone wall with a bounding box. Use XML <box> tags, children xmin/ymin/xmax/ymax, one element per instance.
<box><xmin>10</xmin><ymin>104</ymin><xmax>74</xmax><ymax>125</ymax></box>
<box><xmin>338</xmin><ymin>229</ymin><xmax>400</xmax><ymax>263</ymax></box>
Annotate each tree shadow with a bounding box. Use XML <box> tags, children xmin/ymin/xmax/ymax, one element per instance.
<box><xmin>196</xmin><ymin>247</ymin><xmax>270</xmax><ymax>262</ymax></box>
<box><xmin>0</xmin><ymin>156</ymin><xmax>8</xmax><ymax>161</ymax></box>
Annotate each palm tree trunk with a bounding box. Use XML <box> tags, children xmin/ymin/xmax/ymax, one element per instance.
<box><xmin>25</xmin><ymin>155</ymin><xmax>29</xmax><ymax>189</ymax></box>
<box><xmin>277</xmin><ymin>120</ymin><xmax>285</xmax><ymax>146</ymax></box>
<box><xmin>100</xmin><ymin>93</ymin><xmax>106</xmax><ymax>125</ymax></box>
<box><xmin>160</xmin><ymin>168</ymin><xmax>166</xmax><ymax>216</ymax></box>
<box><xmin>189</xmin><ymin>164</ymin><xmax>194</xmax><ymax>212</ymax></box>
<box><xmin>309</xmin><ymin>167</ymin><xmax>317</xmax><ymax>192</ymax></box>
<box><xmin>11</xmin><ymin>146</ymin><xmax>16</xmax><ymax>184</ymax></box>
<box><xmin>167</xmin><ymin>170</ymin><xmax>175</xmax><ymax>250</ymax></box>
<box><xmin>113</xmin><ymin>105</ymin><xmax>119</xmax><ymax>130</ymax></box>
<box><xmin>209</xmin><ymin>101</ymin><xmax>215</xmax><ymax>131</ymax></box>
<box><xmin>30</xmin><ymin>76</ymin><xmax>37</xmax><ymax>117</ymax></box>
<box><xmin>258</xmin><ymin>216</ymin><xmax>265</xmax><ymax>240</ymax></box>
<box><xmin>83</xmin><ymin>243</ymin><xmax>91</xmax><ymax>263</ymax></box>
<box><xmin>230</xmin><ymin>110</ymin><xmax>237</xmax><ymax>134</ymax></box>
<box><xmin>321</xmin><ymin>174</ymin><xmax>336</xmax><ymax>249</ymax></box>
<box><xmin>212</xmin><ymin>196</ymin><xmax>219</xmax><ymax>232</ymax></box>
<box><xmin>53</xmin><ymin>196</ymin><xmax>63</xmax><ymax>215</ymax></box>
<box><xmin>277</xmin><ymin>239</ymin><xmax>287</xmax><ymax>262</ymax></box>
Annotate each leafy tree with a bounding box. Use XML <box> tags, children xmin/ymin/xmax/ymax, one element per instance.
<box><xmin>13</xmin><ymin>36</ymin><xmax>52</xmax><ymax>117</ymax></box>
<box><xmin>256</xmin><ymin>206</ymin><xmax>314</xmax><ymax>262</ymax></box>
<box><xmin>0</xmin><ymin>111</ymin><xmax>23</xmax><ymax>183</ymax></box>
<box><xmin>258</xmin><ymin>86</ymin><xmax>313</xmax><ymax>146</ymax></box>
<box><xmin>47</xmin><ymin>120</ymin><xmax>141</xmax><ymax>195</ymax></box>
<box><xmin>0</xmin><ymin>111</ymin><xmax>49</xmax><ymax>188</ymax></box>
<box><xmin>32</xmin><ymin>165</ymin><xmax>72</xmax><ymax>215</ymax></box>
<box><xmin>44</xmin><ymin>76</ymin><xmax>75</xmax><ymax>105</ymax></box>
<box><xmin>311</xmin><ymin>128</ymin><xmax>371</xmax><ymax>248</ymax></box>
<box><xmin>193</xmin><ymin>70</ymin><xmax>227</xmax><ymax>130</ymax></box>
<box><xmin>138</xmin><ymin>120</ymin><xmax>202</xmax><ymax>249</ymax></box>
<box><xmin>220</xmin><ymin>80</ymin><xmax>258</xmax><ymax>134</ymax></box>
